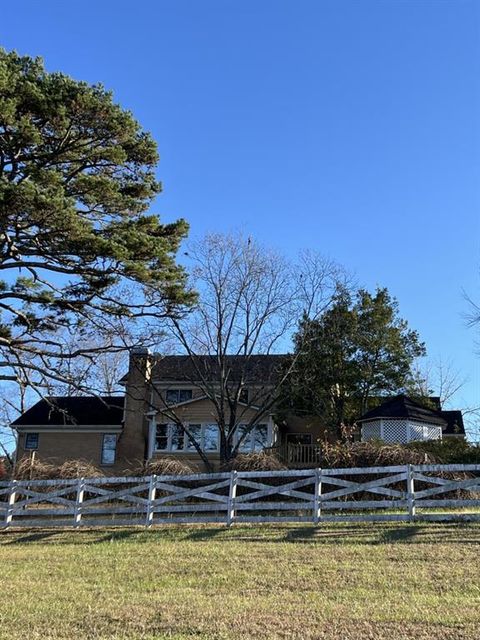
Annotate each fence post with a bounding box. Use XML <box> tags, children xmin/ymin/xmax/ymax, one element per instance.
<box><xmin>227</xmin><ymin>470</ymin><xmax>238</xmax><ymax>527</ymax></box>
<box><xmin>4</xmin><ymin>480</ymin><xmax>18</xmax><ymax>529</ymax></box>
<box><xmin>74</xmin><ymin>477</ymin><xmax>85</xmax><ymax>528</ymax></box>
<box><xmin>146</xmin><ymin>475</ymin><xmax>157</xmax><ymax>528</ymax></box>
<box><xmin>407</xmin><ymin>464</ymin><xmax>415</xmax><ymax>521</ymax></box>
<box><xmin>313</xmin><ymin>468</ymin><xmax>322</xmax><ymax>525</ymax></box>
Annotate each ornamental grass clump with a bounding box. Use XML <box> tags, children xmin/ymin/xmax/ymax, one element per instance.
<box><xmin>57</xmin><ymin>459</ymin><xmax>104</xmax><ymax>479</ymax></box>
<box><xmin>135</xmin><ymin>457</ymin><xmax>195</xmax><ymax>477</ymax></box>
<box><xmin>13</xmin><ymin>457</ymin><xmax>59</xmax><ymax>480</ymax></box>
<box><xmin>227</xmin><ymin>451</ymin><xmax>288</xmax><ymax>472</ymax></box>
<box><xmin>13</xmin><ymin>458</ymin><xmax>104</xmax><ymax>480</ymax></box>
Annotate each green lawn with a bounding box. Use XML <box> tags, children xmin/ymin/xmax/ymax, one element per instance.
<box><xmin>0</xmin><ymin>523</ymin><xmax>479</xmax><ymax>640</ymax></box>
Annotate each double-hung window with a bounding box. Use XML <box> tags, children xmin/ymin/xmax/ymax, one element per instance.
<box><xmin>101</xmin><ymin>434</ymin><xmax>117</xmax><ymax>465</ymax></box>
<box><xmin>25</xmin><ymin>433</ymin><xmax>39</xmax><ymax>450</ymax></box>
<box><xmin>203</xmin><ymin>424</ymin><xmax>219</xmax><ymax>451</ymax></box>
<box><xmin>155</xmin><ymin>423</ymin><xmax>219</xmax><ymax>452</ymax></box>
<box><xmin>165</xmin><ymin>389</ymin><xmax>193</xmax><ymax>405</ymax></box>
<box><xmin>185</xmin><ymin>424</ymin><xmax>202</xmax><ymax>450</ymax></box>
<box><xmin>155</xmin><ymin>424</ymin><xmax>169</xmax><ymax>450</ymax></box>
<box><xmin>236</xmin><ymin>424</ymin><xmax>269</xmax><ymax>452</ymax></box>
<box><xmin>252</xmin><ymin>424</ymin><xmax>268</xmax><ymax>450</ymax></box>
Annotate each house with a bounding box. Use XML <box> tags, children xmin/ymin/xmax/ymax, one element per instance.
<box><xmin>13</xmin><ymin>350</ymin><xmax>288</xmax><ymax>473</ymax></box>
<box><xmin>358</xmin><ymin>394</ymin><xmax>465</xmax><ymax>443</ymax></box>
<box><xmin>13</xmin><ymin>396</ymin><xmax>125</xmax><ymax>468</ymax></box>
<box><xmin>12</xmin><ymin>350</ymin><xmax>466</xmax><ymax>473</ymax></box>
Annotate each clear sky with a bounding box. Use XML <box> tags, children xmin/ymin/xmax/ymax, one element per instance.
<box><xmin>2</xmin><ymin>1</ymin><xmax>479</xmax><ymax>420</ymax></box>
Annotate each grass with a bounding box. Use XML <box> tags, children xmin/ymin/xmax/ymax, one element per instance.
<box><xmin>0</xmin><ymin>523</ymin><xmax>479</xmax><ymax>639</ymax></box>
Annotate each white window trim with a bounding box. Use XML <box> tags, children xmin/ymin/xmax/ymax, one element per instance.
<box><xmin>147</xmin><ymin>417</ymin><xmax>276</xmax><ymax>458</ymax></box>
<box><xmin>152</xmin><ymin>422</ymin><xmax>221</xmax><ymax>454</ymax></box>
<box><xmin>235</xmin><ymin>421</ymin><xmax>272</xmax><ymax>453</ymax></box>
<box><xmin>164</xmin><ymin>389</ymin><xmax>193</xmax><ymax>405</ymax></box>
<box><xmin>101</xmin><ymin>433</ymin><xmax>117</xmax><ymax>465</ymax></box>
<box><xmin>25</xmin><ymin>432</ymin><xmax>39</xmax><ymax>450</ymax></box>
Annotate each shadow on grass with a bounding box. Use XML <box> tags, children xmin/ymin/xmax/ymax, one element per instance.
<box><xmin>1</xmin><ymin>521</ymin><xmax>478</xmax><ymax>547</ymax></box>
<box><xmin>3</xmin><ymin>531</ymin><xmax>59</xmax><ymax>545</ymax></box>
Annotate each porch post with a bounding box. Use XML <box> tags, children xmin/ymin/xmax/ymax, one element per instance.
<box><xmin>147</xmin><ymin>413</ymin><xmax>157</xmax><ymax>460</ymax></box>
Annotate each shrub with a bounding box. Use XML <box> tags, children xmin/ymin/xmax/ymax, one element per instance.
<box><xmin>13</xmin><ymin>457</ymin><xmax>59</xmax><ymax>480</ymax></box>
<box><xmin>134</xmin><ymin>457</ymin><xmax>195</xmax><ymax>477</ymax></box>
<box><xmin>320</xmin><ymin>441</ymin><xmax>438</xmax><ymax>468</ymax></box>
<box><xmin>13</xmin><ymin>457</ymin><xmax>104</xmax><ymax>480</ymax></box>
<box><xmin>406</xmin><ymin>438</ymin><xmax>480</xmax><ymax>464</ymax></box>
<box><xmin>56</xmin><ymin>459</ymin><xmax>104</xmax><ymax>479</ymax></box>
<box><xmin>227</xmin><ymin>451</ymin><xmax>288</xmax><ymax>472</ymax></box>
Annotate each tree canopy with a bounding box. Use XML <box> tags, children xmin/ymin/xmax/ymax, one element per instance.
<box><xmin>282</xmin><ymin>287</ymin><xmax>426</xmax><ymax>436</ymax></box>
<box><xmin>0</xmin><ymin>49</ymin><xmax>193</xmax><ymax>390</ymax></box>
<box><xmin>155</xmin><ymin>232</ymin><xmax>346</xmax><ymax>467</ymax></box>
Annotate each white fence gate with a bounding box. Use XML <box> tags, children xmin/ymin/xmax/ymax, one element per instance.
<box><xmin>1</xmin><ymin>464</ymin><xmax>479</xmax><ymax>529</ymax></box>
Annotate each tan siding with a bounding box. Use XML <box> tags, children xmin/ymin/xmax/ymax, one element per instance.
<box><xmin>156</xmin><ymin>398</ymin><xmax>260</xmax><ymax>424</ymax></box>
<box><xmin>17</xmin><ymin>432</ymin><xmax>116</xmax><ymax>470</ymax></box>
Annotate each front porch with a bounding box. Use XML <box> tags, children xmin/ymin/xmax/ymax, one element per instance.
<box><xmin>265</xmin><ymin>442</ymin><xmax>322</xmax><ymax>468</ymax></box>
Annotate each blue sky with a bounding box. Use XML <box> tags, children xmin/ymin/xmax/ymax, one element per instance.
<box><xmin>2</xmin><ymin>1</ymin><xmax>479</xmax><ymax>418</ymax></box>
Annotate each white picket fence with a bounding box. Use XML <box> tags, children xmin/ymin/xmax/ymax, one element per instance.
<box><xmin>1</xmin><ymin>464</ymin><xmax>480</xmax><ymax>529</ymax></box>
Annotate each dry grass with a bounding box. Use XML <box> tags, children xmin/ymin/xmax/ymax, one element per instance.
<box><xmin>134</xmin><ymin>457</ymin><xmax>195</xmax><ymax>476</ymax></box>
<box><xmin>321</xmin><ymin>441</ymin><xmax>438</xmax><ymax>468</ymax></box>
<box><xmin>228</xmin><ymin>451</ymin><xmax>288</xmax><ymax>472</ymax></box>
<box><xmin>13</xmin><ymin>457</ymin><xmax>103</xmax><ymax>480</ymax></box>
<box><xmin>0</xmin><ymin>522</ymin><xmax>478</xmax><ymax>639</ymax></box>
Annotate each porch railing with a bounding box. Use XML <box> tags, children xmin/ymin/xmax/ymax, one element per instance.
<box><xmin>265</xmin><ymin>443</ymin><xmax>323</xmax><ymax>467</ymax></box>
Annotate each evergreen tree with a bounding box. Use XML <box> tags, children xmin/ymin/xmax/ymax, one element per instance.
<box><xmin>284</xmin><ymin>287</ymin><xmax>426</xmax><ymax>436</ymax></box>
<box><xmin>0</xmin><ymin>49</ymin><xmax>193</xmax><ymax>389</ymax></box>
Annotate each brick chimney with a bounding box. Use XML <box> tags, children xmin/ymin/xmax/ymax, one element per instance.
<box><xmin>116</xmin><ymin>347</ymin><xmax>153</xmax><ymax>469</ymax></box>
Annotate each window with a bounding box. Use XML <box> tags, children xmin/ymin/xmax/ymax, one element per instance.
<box><xmin>155</xmin><ymin>424</ymin><xmax>169</xmax><ymax>450</ymax></box>
<box><xmin>185</xmin><ymin>424</ymin><xmax>201</xmax><ymax>450</ymax></box>
<box><xmin>25</xmin><ymin>433</ymin><xmax>39</xmax><ymax>450</ymax></box>
<box><xmin>239</xmin><ymin>388</ymin><xmax>249</xmax><ymax>404</ymax></box>
<box><xmin>253</xmin><ymin>424</ymin><xmax>268</xmax><ymax>451</ymax></box>
<box><xmin>101</xmin><ymin>434</ymin><xmax>117</xmax><ymax>465</ymax></box>
<box><xmin>165</xmin><ymin>389</ymin><xmax>193</xmax><ymax>405</ymax></box>
<box><xmin>170</xmin><ymin>424</ymin><xmax>184</xmax><ymax>450</ymax></box>
<box><xmin>203</xmin><ymin>424</ymin><xmax>219</xmax><ymax>451</ymax></box>
<box><xmin>154</xmin><ymin>422</ymin><xmax>219</xmax><ymax>452</ymax></box>
<box><xmin>236</xmin><ymin>424</ymin><xmax>269</xmax><ymax>452</ymax></box>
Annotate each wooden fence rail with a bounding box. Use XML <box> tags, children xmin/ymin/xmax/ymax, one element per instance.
<box><xmin>1</xmin><ymin>464</ymin><xmax>479</xmax><ymax>529</ymax></box>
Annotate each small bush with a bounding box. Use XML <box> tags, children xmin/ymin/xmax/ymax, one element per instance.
<box><xmin>57</xmin><ymin>459</ymin><xmax>104</xmax><ymax>479</ymax></box>
<box><xmin>13</xmin><ymin>457</ymin><xmax>59</xmax><ymax>480</ymax></box>
<box><xmin>13</xmin><ymin>457</ymin><xmax>104</xmax><ymax>480</ymax></box>
<box><xmin>320</xmin><ymin>441</ymin><xmax>438</xmax><ymax>468</ymax></box>
<box><xmin>228</xmin><ymin>451</ymin><xmax>288</xmax><ymax>472</ymax></box>
<box><xmin>134</xmin><ymin>457</ymin><xmax>195</xmax><ymax>477</ymax></box>
<box><xmin>406</xmin><ymin>438</ymin><xmax>480</xmax><ymax>464</ymax></box>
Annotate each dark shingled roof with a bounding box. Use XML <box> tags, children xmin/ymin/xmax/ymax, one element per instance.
<box><xmin>12</xmin><ymin>396</ymin><xmax>124</xmax><ymax>427</ymax></box>
<box><xmin>151</xmin><ymin>354</ymin><xmax>289</xmax><ymax>383</ymax></box>
<box><xmin>358</xmin><ymin>394</ymin><xmax>465</xmax><ymax>435</ymax></box>
<box><xmin>439</xmin><ymin>410</ymin><xmax>465</xmax><ymax>436</ymax></box>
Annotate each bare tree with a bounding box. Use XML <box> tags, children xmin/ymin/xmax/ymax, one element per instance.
<box><xmin>409</xmin><ymin>357</ymin><xmax>466</xmax><ymax>407</ymax></box>
<box><xmin>149</xmin><ymin>232</ymin><xmax>346</xmax><ymax>466</ymax></box>
<box><xmin>0</xmin><ymin>364</ymin><xmax>32</xmax><ymax>465</ymax></box>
